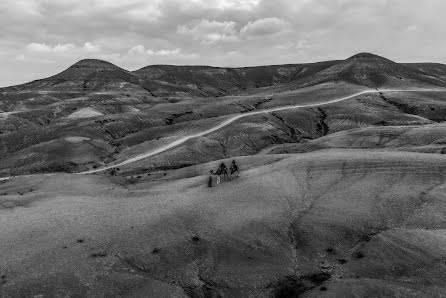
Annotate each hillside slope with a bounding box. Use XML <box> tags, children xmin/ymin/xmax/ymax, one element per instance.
<box><xmin>0</xmin><ymin>151</ymin><xmax>445</xmax><ymax>296</ymax></box>
<box><xmin>133</xmin><ymin>61</ymin><xmax>339</xmax><ymax>96</ymax></box>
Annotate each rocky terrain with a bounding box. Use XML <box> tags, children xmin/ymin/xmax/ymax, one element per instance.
<box><xmin>1</xmin><ymin>53</ymin><xmax>446</xmax><ymax>297</ymax></box>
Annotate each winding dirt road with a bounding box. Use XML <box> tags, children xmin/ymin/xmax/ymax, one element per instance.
<box><xmin>79</xmin><ymin>88</ymin><xmax>446</xmax><ymax>174</ymax></box>
<box><xmin>0</xmin><ymin>88</ymin><xmax>444</xmax><ymax>181</ymax></box>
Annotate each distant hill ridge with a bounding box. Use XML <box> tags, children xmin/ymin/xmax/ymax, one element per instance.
<box><xmin>2</xmin><ymin>53</ymin><xmax>446</xmax><ymax>95</ymax></box>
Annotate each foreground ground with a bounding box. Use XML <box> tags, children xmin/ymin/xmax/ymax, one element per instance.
<box><xmin>1</xmin><ymin>150</ymin><xmax>445</xmax><ymax>297</ymax></box>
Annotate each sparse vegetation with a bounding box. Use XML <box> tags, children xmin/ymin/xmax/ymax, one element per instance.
<box><xmin>353</xmin><ymin>251</ymin><xmax>365</xmax><ymax>259</ymax></box>
<box><xmin>90</xmin><ymin>250</ymin><xmax>107</xmax><ymax>258</ymax></box>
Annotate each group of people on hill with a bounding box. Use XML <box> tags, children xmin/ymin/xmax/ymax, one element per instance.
<box><xmin>208</xmin><ymin>160</ymin><xmax>239</xmax><ymax>187</ymax></box>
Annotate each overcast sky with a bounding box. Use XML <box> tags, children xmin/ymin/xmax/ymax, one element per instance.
<box><xmin>0</xmin><ymin>0</ymin><xmax>445</xmax><ymax>87</ymax></box>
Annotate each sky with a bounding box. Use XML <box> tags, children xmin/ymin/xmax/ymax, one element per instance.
<box><xmin>0</xmin><ymin>0</ymin><xmax>445</xmax><ymax>87</ymax></box>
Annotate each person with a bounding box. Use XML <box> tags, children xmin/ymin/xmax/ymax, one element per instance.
<box><xmin>230</xmin><ymin>160</ymin><xmax>239</xmax><ymax>179</ymax></box>
<box><xmin>218</xmin><ymin>162</ymin><xmax>228</xmax><ymax>181</ymax></box>
<box><xmin>208</xmin><ymin>170</ymin><xmax>213</xmax><ymax>187</ymax></box>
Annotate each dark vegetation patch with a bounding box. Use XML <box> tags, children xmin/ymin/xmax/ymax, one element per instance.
<box><xmin>125</xmin><ymin>176</ymin><xmax>140</xmax><ymax>184</ymax></box>
<box><xmin>90</xmin><ymin>250</ymin><xmax>107</xmax><ymax>258</ymax></box>
<box><xmin>379</xmin><ymin>92</ymin><xmax>418</xmax><ymax>115</ymax></box>
<box><xmin>253</xmin><ymin>96</ymin><xmax>274</xmax><ymax>109</ymax></box>
<box><xmin>352</xmin><ymin>251</ymin><xmax>365</xmax><ymax>259</ymax></box>
<box><xmin>34</xmin><ymin>162</ymin><xmax>79</xmax><ymax>174</ymax></box>
<box><xmin>272</xmin><ymin>273</ymin><xmax>331</xmax><ymax>298</ymax></box>
<box><xmin>237</xmin><ymin>103</ymin><xmax>255</xmax><ymax>113</ymax></box>
<box><xmin>316</xmin><ymin>108</ymin><xmax>329</xmax><ymax>136</ymax></box>
<box><xmin>108</xmin><ymin>168</ymin><xmax>119</xmax><ymax>176</ymax></box>
<box><xmin>165</xmin><ymin>111</ymin><xmax>193</xmax><ymax>125</ymax></box>
<box><xmin>181</xmin><ymin>281</ymin><xmax>224</xmax><ymax>298</ymax></box>
<box><xmin>1</xmin><ymin>274</ymin><xmax>7</xmax><ymax>285</ymax></box>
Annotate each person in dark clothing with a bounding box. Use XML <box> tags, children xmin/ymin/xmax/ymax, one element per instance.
<box><xmin>208</xmin><ymin>170</ymin><xmax>214</xmax><ymax>187</ymax></box>
<box><xmin>229</xmin><ymin>160</ymin><xmax>239</xmax><ymax>178</ymax></box>
<box><xmin>219</xmin><ymin>162</ymin><xmax>228</xmax><ymax>181</ymax></box>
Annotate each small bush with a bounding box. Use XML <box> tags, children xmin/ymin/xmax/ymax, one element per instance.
<box><xmin>353</xmin><ymin>251</ymin><xmax>365</xmax><ymax>259</ymax></box>
<box><xmin>91</xmin><ymin>250</ymin><xmax>107</xmax><ymax>258</ymax></box>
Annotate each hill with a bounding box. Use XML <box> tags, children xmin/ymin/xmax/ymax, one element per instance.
<box><xmin>299</xmin><ymin>53</ymin><xmax>446</xmax><ymax>88</ymax></box>
<box><xmin>0</xmin><ymin>59</ymin><xmax>200</xmax><ymax>96</ymax></box>
<box><xmin>133</xmin><ymin>61</ymin><xmax>339</xmax><ymax>96</ymax></box>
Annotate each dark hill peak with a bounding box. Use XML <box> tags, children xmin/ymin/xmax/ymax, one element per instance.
<box><xmin>299</xmin><ymin>52</ymin><xmax>446</xmax><ymax>88</ymax></box>
<box><xmin>67</xmin><ymin>59</ymin><xmax>124</xmax><ymax>71</ymax></box>
<box><xmin>348</xmin><ymin>52</ymin><xmax>388</xmax><ymax>60</ymax></box>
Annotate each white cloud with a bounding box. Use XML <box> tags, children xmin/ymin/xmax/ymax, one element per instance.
<box><xmin>19</xmin><ymin>42</ymin><xmax>102</xmax><ymax>64</ymax></box>
<box><xmin>177</xmin><ymin>0</ymin><xmax>260</xmax><ymax>11</ymax></box>
<box><xmin>178</xmin><ymin>19</ymin><xmax>239</xmax><ymax>45</ymax></box>
<box><xmin>276</xmin><ymin>40</ymin><xmax>311</xmax><ymax>50</ymax></box>
<box><xmin>128</xmin><ymin>45</ymin><xmax>183</xmax><ymax>57</ymax></box>
<box><xmin>83</xmin><ymin>42</ymin><xmax>101</xmax><ymax>52</ymax></box>
<box><xmin>128</xmin><ymin>45</ymin><xmax>146</xmax><ymax>55</ymax></box>
<box><xmin>26</xmin><ymin>42</ymin><xmax>75</xmax><ymax>53</ymax></box>
<box><xmin>240</xmin><ymin>17</ymin><xmax>289</xmax><ymax>38</ymax></box>
<box><xmin>149</xmin><ymin>48</ymin><xmax>181</xmax><ymax>56</ymax></box>
<box><xmin>56</xmin><ymin>0</ymin><xmax>163</xmax><ymax>22</ymax></box>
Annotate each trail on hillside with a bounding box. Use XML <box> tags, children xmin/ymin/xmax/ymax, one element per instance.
<box><xmin>79</xmin><ymin>88</ymin><xmax>446</xmax><ymax>174</ymax></box>
<box><xmin>0</xmin><ymin>88</ymin><xmax>444</xmax><ymax>181</ymax></box>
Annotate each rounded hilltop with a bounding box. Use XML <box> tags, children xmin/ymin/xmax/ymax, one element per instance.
<box><xmin>66</xmin><ymin>59</ymin><xmax>125</xmax><ymax>71</ymax></box>
<box><xmin>348</xmin><ymin>52</ymin><xmax>387</xmax><ymax>60</ymax></box>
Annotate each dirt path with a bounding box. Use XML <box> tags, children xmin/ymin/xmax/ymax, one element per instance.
<box><xmin>79</xmin><ymin>88</ymin><xmax>446</xmax><ymax>174</ymax></box>
<box><xmin>0</xmin><ymin>88</ymin><xmax>444</xmax><ymax>181</ymax></box>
